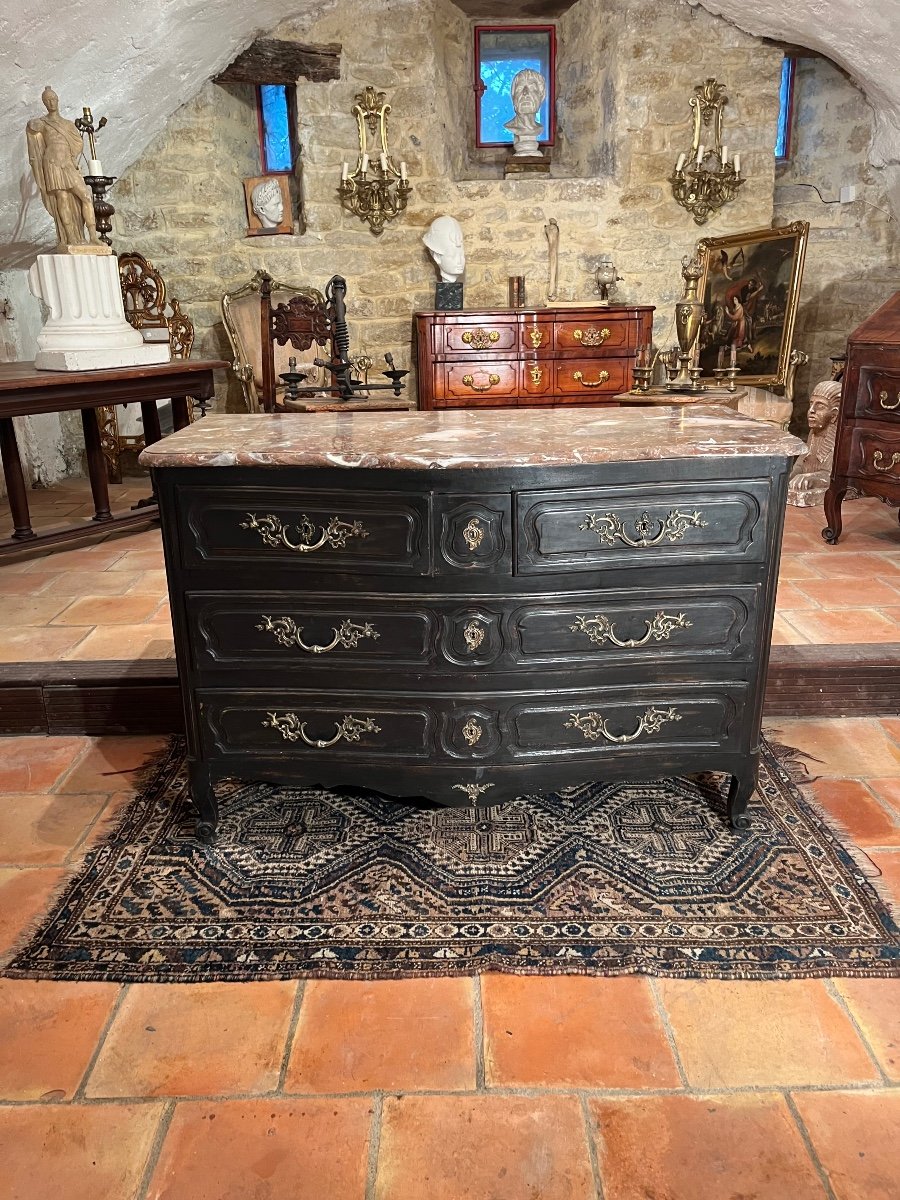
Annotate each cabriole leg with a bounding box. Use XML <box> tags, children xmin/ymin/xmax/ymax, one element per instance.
<box><xmin>727</xmin><ymin>766</ymin><xmax>758</xmax><ymax>831</ymax></box>
<box><xmin>188</xmin><ymin>759</ymin><xmax>218</xmax><ymax>843</ymax></box>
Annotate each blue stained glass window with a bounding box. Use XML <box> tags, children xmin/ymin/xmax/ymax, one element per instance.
<box><xmin>476</xmin><ymin>27</ymin><xmax>554</xmax><ymax>146</ymax></box>
<box><xmin>775</xmin><ymin>56</ymin><xmax>795</xmax><ymax>160</ymax></box>
<box><xmin>259</xmin><ymin>84</ymin><xmax>293</xmax><ymax>172</ymax></box>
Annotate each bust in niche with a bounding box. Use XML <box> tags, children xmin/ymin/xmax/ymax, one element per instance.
<box><xmin>787</xmin><ymin>379</ymin><xmax>842</xmax><ymax>507</ymax></box>
<box><xmin>505</xmin><ymin>68</ymin><xmax>546</xmax><ymax>158</ymax></box>
<box><xmin>251</xmin><ymin>177</ymin><xmax>285</xmax><ymax>230</ymax></box>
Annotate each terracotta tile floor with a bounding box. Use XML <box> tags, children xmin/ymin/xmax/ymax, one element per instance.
<box><xmin>0</xmin><ymin>722</ymin><xmax>898</xmax><ymax>1197</ymax></box>
<box><xmin>1</xmin><ymin>479</ymin><xmax>899</xmax><ymax>659</ymax></box>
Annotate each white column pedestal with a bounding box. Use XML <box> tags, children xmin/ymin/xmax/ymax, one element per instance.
<box><xmin>28</xmin><ymin>253</ymin><xmax>170</xmax><ymax>371</ymax></box>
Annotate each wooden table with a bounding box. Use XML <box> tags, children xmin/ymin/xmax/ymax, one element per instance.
<box><xmin>0</xmin><ymin>359</ymin><xmax>227</xmax><ymax>557</ymax></box>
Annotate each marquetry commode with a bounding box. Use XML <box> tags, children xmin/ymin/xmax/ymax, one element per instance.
<box><xmin>142</xmin><ymin>407</ymin><xmax>803</xmax><ymax>841</ymax></box>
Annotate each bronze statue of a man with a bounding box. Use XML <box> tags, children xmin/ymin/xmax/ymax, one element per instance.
<box><xmin>26</xmin><ymin>86</ymin><xmax>101</xmax><ymax>250</ymax></box>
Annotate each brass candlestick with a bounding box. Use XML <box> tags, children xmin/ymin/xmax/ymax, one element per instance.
<box><xmin>665</xmin><ymin>253</ymin><xmax>706</xmax><ymax>393</ymax></box>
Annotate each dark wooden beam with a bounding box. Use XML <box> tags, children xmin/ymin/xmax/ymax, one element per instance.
<box><xmin>215</xmin><ymin>38</ymin><xmax>341</xmax><ymax>85</ymax></box>
<box><xmin>450</xmin><ymin>0</ymin><xmax>578</xmax><ymax>16</ymax></box>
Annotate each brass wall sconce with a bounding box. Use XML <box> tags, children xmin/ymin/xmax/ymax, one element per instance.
<box><xmin>670</xmin><ymin>78</ymin><xmax>744</xmax><ymax>225</ymax></box>
<box><xmin>338</xmin><ymin>86</ymin><xmax>411</xmax><ymax>235</ymax></box>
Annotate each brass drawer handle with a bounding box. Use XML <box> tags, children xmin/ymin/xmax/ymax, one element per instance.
<box><xmin>463</xmin><ymin>517</ymin><xmax>485</xmax><ymax>550</ymax></box>
<box><xmin>461</xmin><ymin>372</ymin><xmax>501</xmax><ymax>392</ymax></box>
<box><xmin>571</xmin><ymin>611</ymin><xmax>692</xmax><ymax>648</ymax></box>
<box><xmin>879</xmin><ymin>389</ymin><xmax>900</xmax><ymax>410</ymax></box>
<box><xmin>461</xmin><ymin>328</ymin><xmax>500</xmax><ymax>349</ymax></box>
<box><xmin>241</xmin><ymin>512</ymin><xmax>368</xmax><ymax>553</ymax></box>
<box><xmin>264</xmin><ymin>711</ymin><xmax>381</xmax><ymax>747</ymax></box>
<box><xmin>580</xmin><ymin>508</ymin><xmax>707</xmax><ymax>548</ymax></box>
<box><xmin>452</xmin><ymin>781</ymin><xmax>494</xmax><ymax>804</ymax></box>
<box><xmin>565</xmin><ymin>705</ymin><xmax>681</xmax><ymax>744</ymax></box>
<box><xmin>527</xmin><ymin>328</ymin><xmax>544</xmax><ymax>348</ymax></box>
<box><xmin>573</xmin><ymin>326</ymin><xmax>610</xmax><ymax>346</ymax></box>
<box><xmin>872</xmin><ymin>449</ymin><xmax>900</xmax><ymax>473</ymax></box>
<box><xmin>572</xmin><ymin>369</ymin><xmax>610</xmax><ymax>388</ymax></box>
<box><xmin>257</xmin><ymin>615</ymin><xmax>379</xmax><ymax>653</ymax></box>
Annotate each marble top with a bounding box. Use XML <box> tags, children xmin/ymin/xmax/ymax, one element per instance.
<box><xmin>140</xmin><ymin>407</ymin><xmax>805</xmax><ymax>470</ymax></box>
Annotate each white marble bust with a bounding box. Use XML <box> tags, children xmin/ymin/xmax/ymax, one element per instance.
<box><xmin>251</xmin><ymin>178</ymin><xmax>284</xmax><ymax>230</ymax></box>
<box><xmin>505</xmin><ymin>68</ymin><xmax>546</xmax><ymax>157</ymax></box>
<box><xmin>423</xmin><ymin>215</ymin><xmax>465</xmax><ymax>283</ymax></box>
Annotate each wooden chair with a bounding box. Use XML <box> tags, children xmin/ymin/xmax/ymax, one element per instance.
<box><xmin>98</xmin><ymin>252</ymin><xmax>197</xmax><ymax>482</ymax></box>
<box><xmin>222</xmin><ymin>270</ymin><xmax>337</xmax><ymax>413</ymax></box>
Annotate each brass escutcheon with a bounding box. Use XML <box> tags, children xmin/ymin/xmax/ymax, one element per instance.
<box><xmin>461</xmin><ymin>372</ymin><xmax>501</xmax><ymax>392</ymax></box>
<box><xmin>529</xmin><ymin>364</ymin><xmax>543</xmax><ymax>385</ymax></box>
<box><xmin>452</xmin><ymin>781</ymin><xmax>494</xmax><ymax>804</ymax></box>
<box><xmin>463</xmin><ymin>620</ymin><xmax>486</xmax><ymax>652</ymax></box>
<box><xmin>572</xmin><ymin>326</ymin><xmax>610</xmax><ymax>346</ymax></box>
<box><xmin>527</xmin><ymin>328</ymin><xmax>544</xmax><ymax>348</ymax></box>
<box><xmin>572</xmin><ymin>369</ymin><xmax>610</xmax><ymax>388</ymax></box>
<box><xmin>462</xmin><ymin>717</ymin><xmax>483</xmax><ymax>746</ymax></box>
<box><xmin>461</xmin><ymin>328</ymin><xmax>500</xmax><ymax>350</ymax></box>
<box><xmin>463</xmin><ymin>517</ymin><xmax>485</xmax><ymax>551</ymax></box>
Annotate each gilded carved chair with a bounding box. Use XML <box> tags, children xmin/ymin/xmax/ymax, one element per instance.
<box><xmin>221</xmin><ymin>270</ymin><xmax>337</xmax><ymax>412</ymax></box>
<box><xmin>98</xmin><ymin>252</ymin><xmax>197</xmax><ymax>482</ymax></box>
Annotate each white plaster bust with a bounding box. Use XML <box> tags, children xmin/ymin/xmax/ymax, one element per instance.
<box><xmin>505</xmin><ymin>68</ymin><xmax>546</xmax><ymax>158</ymax></box>
<box><xmin>787</xmin><ymin>379</ymin><xmax>842</xmax><ymax>507</ymax></box>
<box><xmin>251</xmin><ymin>178</ymin><xmax>284</xmax><ymax>229</ymax></box>
<box><xmin>423</xmin><ymin>215</ymin><xmax>465</xmax><ymax>283</ymax></box>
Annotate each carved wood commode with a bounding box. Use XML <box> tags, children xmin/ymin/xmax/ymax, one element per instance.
<box><xmin>142</xmin><ymin>407</ymin><xmax>803</xmax><ymax>842</ymax></box>
<box><xmin>415</xmin><ymin>305</ymin><xmax>654</xmax><ymax>409</ymax></box>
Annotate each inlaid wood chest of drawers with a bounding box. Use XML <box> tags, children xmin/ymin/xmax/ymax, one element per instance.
<box><xmin>824</xmin><ymin>290</ymin><xmax>900</xmax><ymax>542</ymax></box>
<box><xmin>143</xmin><ymin>407</ymin><xmax>803</xmax><ymax>841</ymax></box>
<box><xmin>415</xmin><ymin>305</ymin><xmax>654</xmax><ymax>409</ymax></box>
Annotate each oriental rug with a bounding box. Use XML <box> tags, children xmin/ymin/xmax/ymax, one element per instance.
<box><xmin>5</xmin><ymin>737</ymin><xmax>900</xmax><ymax>982</ymax></box>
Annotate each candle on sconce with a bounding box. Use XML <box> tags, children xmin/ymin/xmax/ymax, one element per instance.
<box><xmin>341</xmin><ymin>161</ymin><xmax>349</xmax><ymax>181</ymax></box>
<box><xmin>721</xmin><ymin>145</ymin><xmax>728</xmax><ymax>165</ymax></box>
<box><xmin>733</xmin><ymin>152</ymin><xmax>741</xmax><ymax>176</ymax></box>
<box><xmin>379</xmin><ymin>153</ymin><xmax>388</xmax><ymax>171</ymax></box>
<box><xmin>717</xmin><ymin>344</ymin><xmax>725</xmax><ymax>369</ymax></box>
<box><xmin>730</xmin><ymin>344</ymin><xmax>737</xmax><ymax>367</ymax></box>
<box><xmin>88</xmin><ymin>159</ymin><xmax>103</xmax><ymax>176</ymax></box>
<box><xmin>675</xmin><ymin>152</ymin><xmax>686</xmax><ymax>173</ymax></box>
<box><xmin>360</xmin><ymin>153</ymin><xmax>369</xmax><ymax>174</ymax></box>
<box><xmin>696</xmin><ymin>143</ymin><xmax>705</xmax><ymax>164</ymax></box>
<box><xmin>400</xmin><ymin>161</ymin><xmax>408</xmax><ymax>181</ymax></box>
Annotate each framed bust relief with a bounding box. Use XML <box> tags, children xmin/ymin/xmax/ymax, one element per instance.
<box><xmin>243</xmin><ymin>174</ymin><xmax>293</xmax><ymax>237</ymax></box>
<box><xmin>695</xmin><ymin>221</ymin><xmax>809</xmax><ymax>389</ymax></box>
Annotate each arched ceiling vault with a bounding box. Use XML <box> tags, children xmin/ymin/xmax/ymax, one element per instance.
<box><xmin>2</xmin><ymin>0</ymin><xmax>898</xmax><ymax>267</ymax></box>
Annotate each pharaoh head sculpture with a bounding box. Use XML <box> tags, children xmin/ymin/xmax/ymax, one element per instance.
<box><xmin>807</xmin><ymin>379</ymin><xmax>842</xmax><ymax>432</ymax></box>
<box><xmin>423</xmin><ymin>214</ymin><xmax>465</xmax><ymax>283</ymax></box>
<box><xmin>251</xmin><ymin>177</ymin><xmax>284</xmax><ymax>230</ymax></box>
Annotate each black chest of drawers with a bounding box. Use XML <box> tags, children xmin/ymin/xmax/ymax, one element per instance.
<box><xmin>147</xmin><ymin>409</ymin><xmax>799</xmax><ymax>842</ymax></box>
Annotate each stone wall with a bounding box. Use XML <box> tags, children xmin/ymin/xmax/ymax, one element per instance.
<box><xmin>114</xmin><ymin>0</ymin><xmax>782</xmax><ymax>408</ymax></box>
<box><xmin>773</xmin><ymin>54</ymin><xmax>900</xmax><ymax>410</ymax></box>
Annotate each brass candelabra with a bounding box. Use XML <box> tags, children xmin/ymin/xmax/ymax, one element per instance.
<box><xmin>669</xmin><ymin>79</ymin><xmax>745</xmax><ymax>225</ymax></box>
<box><xmin>338</xmin><ymin>86</ymin><xmax>411</xmax><ymax>235</ymax></box>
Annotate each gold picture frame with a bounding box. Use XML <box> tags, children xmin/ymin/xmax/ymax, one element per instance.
<box><xmin>695</xmin><ymin>220</ymin><xmax>809</xmax><ymax>390</ymax></box>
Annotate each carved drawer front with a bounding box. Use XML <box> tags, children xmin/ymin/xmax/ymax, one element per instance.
<box><xmin>554</xmin><ymin>358</ymin><xmax>630</xmax><ymax>398</ymax></box>
<box><xmin>856</xmin><ymin>368</ymin><xmax>900</xmax><ymax>420</ymax></box>
<box><xmin>509</xmin><ymin>684</ymin><xmax>747</xmax><ymax>760</ymax></box>
<box><xmin>435</xmin><ymin>495</ymin><xmax>512</xmax><ymax>573</ymax></box>
<box><xmin>512</xmin><ymin>586</ymin><xmax>759</xmax><ymax>664</ymax></box>
<box><xmin>442</xmin><ymin>321</ymin><xmax>518</xmax><ymax>355</ymax></box>
<box><xmin>516</xmin><ymin>481</ymin><xmax>769</xmax><ymax>573</ymax></box>
<box><xmin>439</xmin><ymin>606</ymin><xmax>504</xmax><ymax>665</ymax></box>
<box><xmin>440</xmin><ymin>362</ymin><xmax>518</xmax><ymax>404</ymax></box>
<box><xmin>440</xmin><ymin>705</ymin><xmax>503</xmax><ymax>759</ymax></box>
<box><xmin>178</xmin><ymin>487</ymin><xmax>430</xmax><ymax>574</ymax></box>
<box><xmin>198</xmin><ymin>690</ymin><xmax>433</xmax><ymax>761</ymax></box>
<box><xmin>521</xmin><ymin>358</ymin><xmax>554</xmax><ymax>398</ymax></box>
<box><xmin>187</xmin><ymin>594</ymin><xmax>433</xmax><ymax>672</ymax></box>
<box><xmin>849</xmin><ymin>427</ymin><xmax>900</xmax><ymax>481</ymax></box>
<box><xmin>554</xmin><ymin>318</ymin><xmax>635</xmax><ymax>353</ymax></box>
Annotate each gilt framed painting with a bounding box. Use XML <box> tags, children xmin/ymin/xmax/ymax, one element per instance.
<box><xmin>695</xmin><ymin>221</ymin><xmax>809</xmax><ymax>389</ymax></box>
